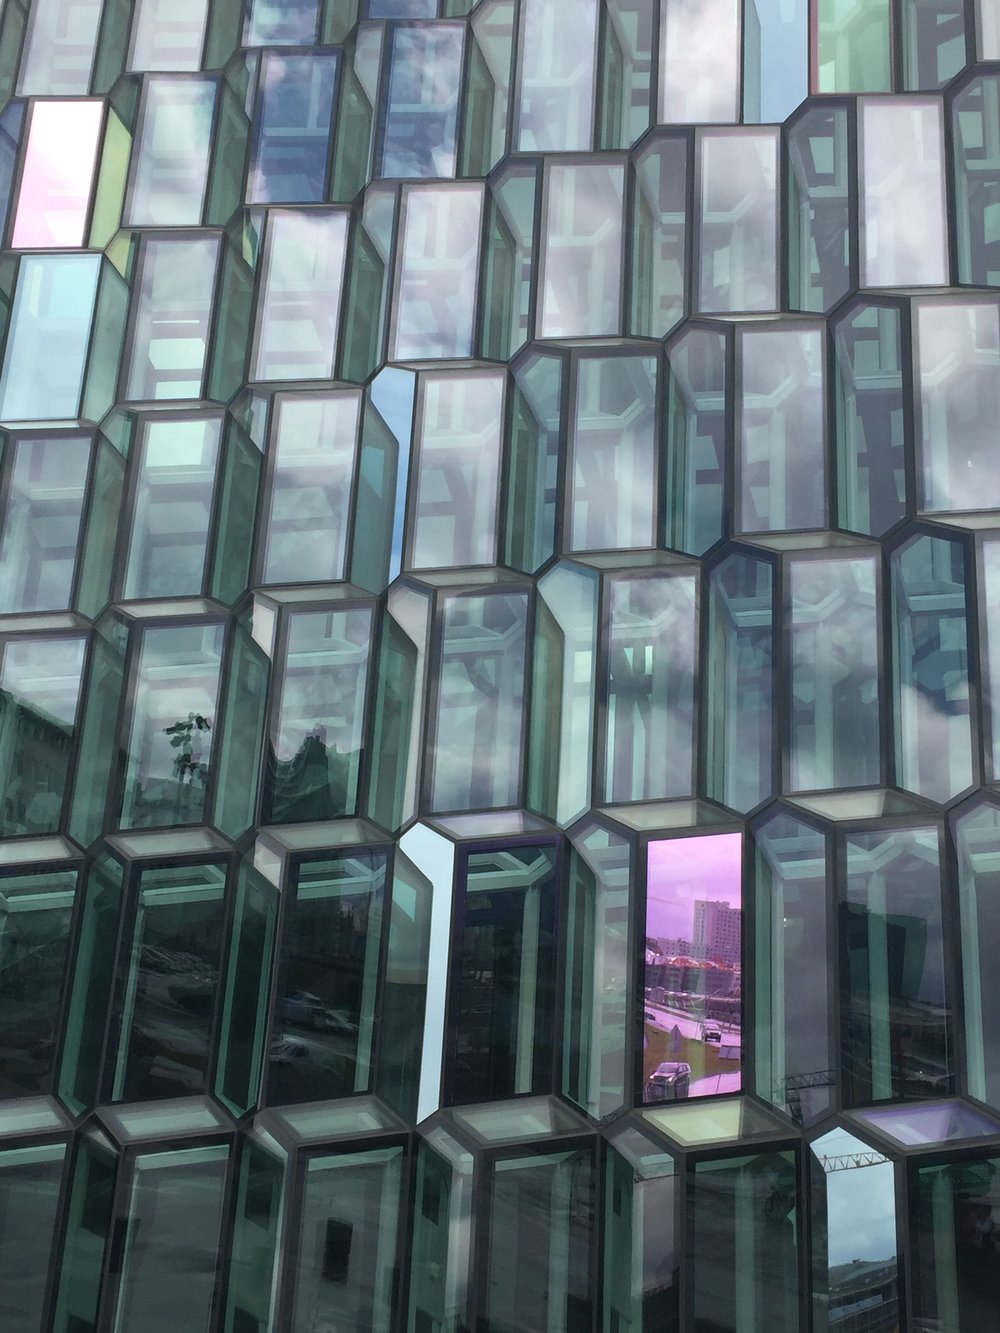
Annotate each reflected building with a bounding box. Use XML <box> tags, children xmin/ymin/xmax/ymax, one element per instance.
<box><xmin>2</xmin><ymin>0</ymin><xmax>1000</xmax><ymax>1329</ymax></box>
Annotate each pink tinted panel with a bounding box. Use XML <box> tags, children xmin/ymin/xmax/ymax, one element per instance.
<box><xmin>12</xmin><ymin>101</ymin><xmax>103</xmax><ymax>248</ymax></box>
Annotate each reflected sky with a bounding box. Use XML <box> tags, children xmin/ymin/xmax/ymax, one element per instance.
<box><xmin>647</xmin><ymin>833</ymin><xmax>742</xmax><ymax>940</ymax></box>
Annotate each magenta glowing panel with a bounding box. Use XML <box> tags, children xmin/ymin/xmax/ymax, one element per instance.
<box><xmin>643</xmin><ymin>832</ymin><xmax>743</xmax><ymax>1102</ymax></box>
<box><xmin>12</xmin><ymin>101</ymin><xmax>103</xmax><ymax>249</ymax></box>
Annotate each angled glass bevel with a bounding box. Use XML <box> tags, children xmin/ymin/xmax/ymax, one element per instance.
<box><xmin>481</xmin><ymin>163</ymin><xmax>537</xmax><ymax>361</ymax></box>
<box><xmin>249</xmin><ymin>207</ymin><xmax>350</xmax><ymax>382</ymax></box>
<box><xmin>601</xmin><ymin>568</ymin><xmax>698</xmax><ymax>804</ymax></box>
<box><xmin>697</xmin><ymin>127</ymin><xmax>779</xmax><ymax>315</ymax></box>
<box><xmin>57</xmin><ymin>851</ymin><xmax>126</xmax><ymax>1112</ymax></box>
<box><xmin>562</xmin><ymin>818</ymin><xmax>631</xmax><ymax>1120</ymax></box>
<box><xmin>754</xmin><ymin>811</ymin><xmax>833</xmax><ymax>1124</ymax></box>
<box><xmin>365</xmin><ymin>581</ymin><xmax>429</xmax><ymax>832</ymax></box>
<box><xmin>222</xmin><ymin>1134</ymin><xmax>284</xmax><ymax>1330</ymax></box>
<box><xmin>665</xmin><ymin>323</ymin><xmax>728</xmax><ymax>557</ymax></box>
<box><xmin>214</xmin><ymin>850</ymin><xmax>279</xmax><ymax>1116</ymax></box>
<box><xmin>504</xmin><ymin>349</ymin><xmax>561</xmax><ymax>575</ymax></box>
<box><xmin>891</xmin><ymin>532</ymin><xmax>975</xmax><ymax>803</ymax></box>
<box><xmin>597</xmin><ymin>0</ymin><xmax>654</xmax><ymax>151</ymax></box>
<box><xmin>339</xmin><ymin>185</ymin><xmax>395</xmax><ymax>382</ymax></box>
<box><xmin>459</xmin><ymin>0</ymin><xmax>514</xmax><ymax>176</ymax></box>
<box><xmin>833</xmin><ymin>300</ymin><xmax>907</xmax><ymax>538</ymax></box>
<box><xmin>952</xmin><ymin>72</ymin><xmax>1000</xmax><ymax>287</ymax></box>
<box><xmin>839</xmin><ymin>822</ymin><xmax>953</xmax><ymax>1105</ymax></box>
<box><xmin>528</xmin><ymin>561</ymin><xmax>598</xmax><ymax>826</ymax></box>
<box><xmin>705</xmin><ymin>550</ymin><xmax>775</xmax><ymax>815</ymax></box>
<box><xmin>953</xmin><ymin>798</ymin><xmax>1000</xmax><ymax>1111</ymax></box>
<box><xmin>788</xmin><ymin>550</ymin><xmax>882</xmax><ymax>792</ymax></box>
<box><xmin>330</xmin><ymin>23</ymin><xmax>379</xmax><ymax>201</ymax></box>
<box><xmin>630</xmin><ymin>133</ymin><xmax>687</xmax><ymax>339</ymax></box>
<box><xmin>786</xmin><ymin>103</ymin><xmax>852</xmax><ymax>314</ymax></box>
<box><xmin>375</xmin><ymin>843</ymin><xmax>436</xmax><ymax>1122</ymax></box>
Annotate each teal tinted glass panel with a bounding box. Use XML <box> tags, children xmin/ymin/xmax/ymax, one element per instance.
<box><xmin>0</xmin><ymin>635</ymin><xmax>85</xmax><ymax>835</ymax></box>
<box><xmin>122</xmin><ymin>416</ymin><xmax>221</xmax><ymax>599</ymax></box>
<box><xmin>0</xmin><ymin>869</ymin><xmax>77</xmax><ymax>1097</ymax></box>
<box><xmin>0</xmin><ymin>255</ymin><xmax>100</xmax><ymax>421</ymax></box>
<box><xmin>0</xmin><ymin>434</ymin><xmax>90</xmax><ymax>611</ymax></box>
<box><xmin>112</xmin><ymin>861</ymin><xmax>228</xmax><ymax>1100</ymax></box>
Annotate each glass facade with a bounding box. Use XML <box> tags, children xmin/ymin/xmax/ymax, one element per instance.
<box><xmin>2</xmin><ymin>1</ymin><xmax>1000</xmax><ymax>1330</ymax></box>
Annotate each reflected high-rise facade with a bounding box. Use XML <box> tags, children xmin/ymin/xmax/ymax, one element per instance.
<box><xmin>3</xmin><ymin>0</ymin><xmax>1000</xmax><ymax>1329</ymax></box>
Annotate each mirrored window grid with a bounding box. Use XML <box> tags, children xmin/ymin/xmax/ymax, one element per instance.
<box><xmin>3</xmin><ymin>0</ymin><xmax>1000</xmax><ymax>1330</ymax></box>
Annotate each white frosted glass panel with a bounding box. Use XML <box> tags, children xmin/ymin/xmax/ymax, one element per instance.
<box><xmin>516</xmin><ymin>0</ymin><xmax>599</xmax><ymax>151</ymax></box>
<box><xmin>659</xmin><ymin>0</ymin><xmax>740</xmax><ymax>124</ymax></box>
<box><xmin>861</xmin><ymin>99</ymin><xmax>948</xmax><ymax>287</ymax></box>
<box><xmin>392</xmin><ymin>185</ymin><xmax>483</xmax><ymax>360</ymax></box>
<box><xmin>251</xmin><ymin>210</ymin><xmax>349</xmax><ymax>381</ymax></box>
<box><xmin>539</xmin><ymin>162</ymin><xmax>624</xmax><ymax>337</ymax></box>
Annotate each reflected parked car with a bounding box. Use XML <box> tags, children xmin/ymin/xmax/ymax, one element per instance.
<box><xmin>645</xmin><ymin>1061</ymin><xmax>691</xmax><ymax>1101</ymax></box>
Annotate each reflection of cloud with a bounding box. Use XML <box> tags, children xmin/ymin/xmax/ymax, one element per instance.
<box><xmin>647</xmin><ymin>833</ymin><xmax>742</xmax><ymax>939</ymax></box>
<box><xmin>898</xmin><ymin>681</ymin><xmax>972</xmax><ymax>804</ymax></box>
<box><xmin>661</xmin><ymin>0</ymin><xmax>740</xmax><ymax>123</ymax></box>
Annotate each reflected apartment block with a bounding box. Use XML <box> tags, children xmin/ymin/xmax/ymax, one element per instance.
<box><xmin>1</xmin><ymin>0</ymin><xmax>1000</xmax><ymax>1330</ymax></box>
